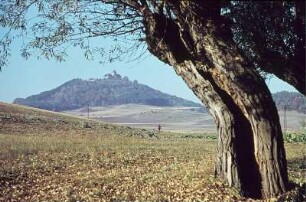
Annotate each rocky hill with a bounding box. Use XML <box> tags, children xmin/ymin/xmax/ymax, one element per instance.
<box><xmin>14</xmin><ymin>71</ymin><xmax>202</xmax><ymax>111</ymax></box>
<box><xmin>272</xmin><ymin>91</ymin><xmax>306</xmax><ymax>113</ymax></box>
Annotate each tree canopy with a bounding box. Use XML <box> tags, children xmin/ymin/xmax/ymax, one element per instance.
<box><xmin>226</xmin><ymin>1</ymin><xmax>305</xmax><ymax>94</ymax></box>
<box><xmin>0</xmin><ymin>1</ymin><xmax>304</xmax><ymax>94</ymax></box>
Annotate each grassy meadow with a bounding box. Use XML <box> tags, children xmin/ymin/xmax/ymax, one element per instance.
<box><xmin>0</xmin><ymin>102</ymin><xmax>305</xmax><ymax>201</ymax></box>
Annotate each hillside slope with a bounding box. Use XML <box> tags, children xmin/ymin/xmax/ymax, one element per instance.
<box><xmin>64</xmin><ymin>104</ymin><xmax>306</xmax><ymax>132</ymax></box>
<box><xmin>0</xmin><ymin>104</ymin><xmax>304</xmax><ymax>201</ymax></box>
<box><xmin>13</xmin><ymin>71</ymin><xmax>201</xmax><ymax>111</ymax></box>
<box><xmin>0</xmin><ymin>102</ymin><xmax>157</xmax><ymax>138</ymax></box>
<box><xmin>272</xmin><ymin>91</ymin><xmax>306</xmax><ymax>113</ymax></box>
<box><xmin>65</xmin><ymin>104</ymin><xmax>214</xmax><ymax>132</ymax></box>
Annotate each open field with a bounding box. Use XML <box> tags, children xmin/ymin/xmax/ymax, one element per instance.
<box><xmin>64</xmin><ymin>104</ymin><xmax>306</xmax><ymax>133</ymax></box>
<box><xmin>64</xmin><ymin>104</ymin><xmax>216</xmax><ymax>133</ymax></box>
<box><xmin>1</xmin><ymin>102</ymin><xmax>305</xmax><ymax>201</ymax></box>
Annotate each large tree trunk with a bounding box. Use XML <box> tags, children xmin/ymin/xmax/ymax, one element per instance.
<box><xmin>170</xmin><ymin>60</ymin><xmax>263</xmax><ymax>198</ymax></box>
<box><xmin>142</xmin><ymin>1</ymin><xmax>289</xmax><ymax>199</ymax></box>
<box><xmin>177</xmin><ymin>3</ymin><xmax>289</xmax><ymax>198</ymax></box>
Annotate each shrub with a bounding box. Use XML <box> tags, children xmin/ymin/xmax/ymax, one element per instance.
<box><xmin>283</xmin><ymin>131</ymin><xmax>306</xmax><ymax>143</ymax></box>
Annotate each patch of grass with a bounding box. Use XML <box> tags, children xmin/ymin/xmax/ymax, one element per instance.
<box><xmin>0</xmin><ymin>103</ymin><xmax>305</xmax><ymax>201</ymax></box>
<box><xmin>0</xmin><ymin>134</ymin><xmax>227</xmax><ymax>201</ymax></box>
<box><xmin>285</xmin><ymin>143</ymin><xmax>306</xmax><ymax>185</ymax></box>
<box><xmin>182</xmin><ymin>133</ymin><xmax>218</xmax><ymax>140</ymax></box>
<box><xmin>284</xmin><ymin>131</ymin><xmax>306</xmax><ymax>143</ymax></box>
<box><xmin>1</xmin><ymin>133</ymin><xmax>305</xmax><ymax>201</ymax></box>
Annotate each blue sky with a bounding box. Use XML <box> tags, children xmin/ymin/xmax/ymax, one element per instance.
<box><xmin>0</xmin><ymin>3</ymin><xmax>298</xmax><ymax>104</ymax></box>
<box><xmin>0</xmin><ymin>41</ymin><xmax>298</xmax><ymax>104</ymax></box>
<box><xmin>0</xmin><ymin>43</ymin><xmax>199</xmax><ymax>103</ymax></box>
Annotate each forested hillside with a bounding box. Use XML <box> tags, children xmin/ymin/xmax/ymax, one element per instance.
<box><xmin>272</xmin><ymin>91</ymin><xmax>306</xmax><ymax>113</ymax></box>
<box><xmin>14</xmin><ymin>71</ymin><xmax>201</xmax><ymax>111</ymax></box>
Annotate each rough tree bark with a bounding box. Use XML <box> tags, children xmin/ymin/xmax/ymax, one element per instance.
<box><xmin>141</xmin><ymin>1</ymin><xmax>288</xmax><ymax>199</ymax></box>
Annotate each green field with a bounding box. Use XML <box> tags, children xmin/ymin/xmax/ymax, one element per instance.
<box><xmin>0</xmin><ymin>103</ymin><xmax>305</xmax><ymax>201</ymax></box>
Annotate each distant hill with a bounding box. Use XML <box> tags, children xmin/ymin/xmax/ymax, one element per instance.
<box><xmin>14</xmin><ymin>71</ymin><xmax>202</xmax><ymax>111</ymax></box>
<box><xmin>272</xmin><ymin>91</ymin><xmax>306</xmax><ymax>113</ymax></box>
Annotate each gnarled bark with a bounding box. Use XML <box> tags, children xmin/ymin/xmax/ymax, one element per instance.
<box><xmin>142</xmin><ymin>1</ymin><xmax>288</xmax><ymax>199</ymax></box>
<box><xmin>179</xmin><ymin>3</ymin><xmax>288</xmax><ymax>197</ymax></box>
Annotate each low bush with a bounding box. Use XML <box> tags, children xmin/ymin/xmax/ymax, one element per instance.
<box><xmin>283</xmin><ymin>131</ymin><xmax>306</xmax><ymax>143</ymax></box>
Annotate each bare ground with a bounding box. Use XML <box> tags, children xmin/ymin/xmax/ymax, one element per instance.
<box><xmin>64</xmin><ymin>104</ymin><xmax>306</xmax><ymax>133</ymax></box>
<box><xmin>0</xmin><ymin>102</ymin><xmax>305</xmax><ymax>201</ymax></box>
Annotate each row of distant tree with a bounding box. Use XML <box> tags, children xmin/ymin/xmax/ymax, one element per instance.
<box><xmin>273</xmin><ymin>91</ymin><xmax>306</xmax><ymax>114</ymax></box>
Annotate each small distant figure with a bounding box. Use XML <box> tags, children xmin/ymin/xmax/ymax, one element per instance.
<box><xmin>158</xmin><ymin>124</ymin><xmax>161</xmax><ymax>132</ymax></box>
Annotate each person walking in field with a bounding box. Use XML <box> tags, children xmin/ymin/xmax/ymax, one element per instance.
<box><xmin>158</xmin><ymin>124</ymin><xmax>161</xmax><ymax>132</ymax></box>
